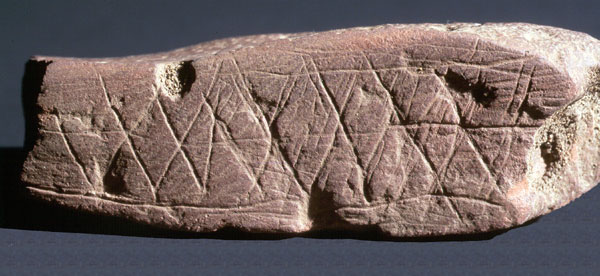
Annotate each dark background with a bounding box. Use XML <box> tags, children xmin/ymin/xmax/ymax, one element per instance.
<box><xmin>2</xmin><ymin>0</ymin><xmax>600</xmax><ymax>274</ymax></box>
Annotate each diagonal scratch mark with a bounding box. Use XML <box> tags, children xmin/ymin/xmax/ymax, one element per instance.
<box><xmin>505</xmin><ymin>62</ymin><xmax>525</xmax><ymax>122</ymax></box>
<box><xmin>273</xmin><ymin>138</ymin><xmax>310</xmax><ymax>196</ymax></box>
<box><xmin>465</xmin><ymin>69</ymin><xmax>483</xmax><ymax>122</ymax></box>
<box><xmin>361</xmin><ymin>52</ymin><xmax>402</xmax><ymax>200</ymax></box>
<box><xmin>434</xmin><ymin>128</ymin><xmax>461</xmax><ymax>182</ymax></box>
<box><xmin>293</xmin><ymin>57</ymin><xmax>338</xmax><ymax>194</ymax></box>
<box><xmin>462</xmin><ymin>128</ymin><xmax>499</xmax><ymax>192</ymax></box>
<box><xmin>230</xmin><ymin>57</ymin><xmax>271</xmax><ymax>138</ymax></box>
<box><xmin>289</xmin><ymin>68</ymin><xmax>336</xmax><ymax>169</ymax></box>
<box><xmin>405</xmin><ymin>124</ymin><xmax>464</xmax><ymax>224</ymax></box>
<box><xmin>268</xmin><ymin>67</ymin><xmax>317</xmax><ymax>196</ymax></box>
<box><xmin>363</xmin><ymin>52</ymin><xmax>404</xmax><ymax>125</ymax></box>
<box><xmin>196</xmin><ymin>61</ymin><xmax>221</xmax><ymax>187</ymax></box>
<box><xmin>303</xmin><ymin>56</ymin><xmax>365</xmax><ymax>176</ymax></box>
<box><xmin>153</xmin><ymin>62</ymin><xmax>221</xmax><ymax>193</ymax></box>
<box><xmin>203</xmin><ymin>104</ymin><xmax>216</xmax><ymax>186</ymax></box>
<box><xmin>226</xmin><ymin>62</ymin><xmax>267</xmax><ymax>195</ymax></box>
<box><xmin>418</xmin><ymin>95</ymin><xmax>440</xmax><ymax>122</ymax></box>
<box><xmin>403</xmin><ymin>126</ymin><xmax>436</xmax><ymax>176</ymax></box>
<box><xmin>156</xmin><ymin>61</ymin><xmax>223</xmax><ymax>192</ymax></box>
<box><xmin>230</xmin><ymin>57</ymin><xmax>272</xmax><ymax>185</ymax></box>
<box><xmin>405</xmin><ymin>77</ymin><xmax>421</xmax><ymax>120</ymax></box>
<box><xmin>53</xmin><ymin>115</ymin><xmax>93</xmax><ymax>188</ymax></box>
<box><xmin>498</xmin><ymin>131</ymin><xmax>515</xmax><ymax>169</ymax></box>
<box><xmin>467</xmin><ymin>38</ymin><xmax>480</xmax><ymax>62</ymax></box>
<box><xmin>436</xmin><ymin>128</ymin><xmax>459</xmax><ymax>185</ymax></box>
<box><xmin>411</xmin><ymin>126</ymin><xmax>463</xmax><ymax>222</ymax></box>
<box><xmin>441</xmin><ymin>194</ymin><xmax>465</xmax><ymax>223</ymax></box>
<box><xmin>203</xmin><ymin>71</ymin><xmax>263</xmax><ymax>196</ymax></box>
<box><xmin>434</xmin><ymin>129</ymin><xmax>467</xmax><ymax>224</ymax></box>
<box><xmin>155</xmin><ymin>95</ymin><xmax>203</xmax><ymax>192</ymax></box>
<box><xmin>215</xmin><ymin>118</ymin><xmax>263</xmax><ymax>195</ymax></box>
<box><xmin>387</xmin><ymin>72</ymin><xmax>402</xmax><ymax>121</ymax></box>
<box><xmin>95</xmin><ymin>70</ymin><xmax>156</xmax><ymax>199</ymax></box>
<box><xmin>269</xmin><ymin>74</ymin><xmax>291</xmax><ymax>126</ymax></box>
<box><xmin>365</xmin><ymin>131</ymin><xmax>386</xmax><ymax>192</ymax></box>
<box><xmin>338</xmin><ymin>72</ymin><xmax>358</xmax><ymax>114</ymax></box>
<box><xmin>515</xmin><ymin>65</ymin><xmax>536</xmax><ymax>123</ymax></box>
<box><xmin>270</xmin><ymin>64</ymin><xmax>305</xmax><ymax>127</ymax></box>
<box><xmin>303</xmin><ymin>55</ymin><xmax>370</xmax><ymax>204</ymax></box>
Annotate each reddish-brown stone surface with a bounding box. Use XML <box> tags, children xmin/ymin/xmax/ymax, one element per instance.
<box><xmin>20</xmin><ymin>23</ymin><xmax>600</xmax><ymax>237</ymax></box>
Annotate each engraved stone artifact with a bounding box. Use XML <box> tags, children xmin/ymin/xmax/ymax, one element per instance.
<box><xmin>21</xmin><ymin>23</ymin><xmax>600</xmax><ymax>237</ymax></box>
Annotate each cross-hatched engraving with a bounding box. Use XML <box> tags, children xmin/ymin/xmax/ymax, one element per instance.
<box><xmin>22</xmin><ymin>24</ymin><xmax>587</xmax><ymax>236</ymax></box>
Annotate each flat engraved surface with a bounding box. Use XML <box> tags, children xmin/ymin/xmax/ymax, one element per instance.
<box><xmin>21</xmin><ymin>24</ymin><xmax>585</xmax><ymax>237</ymax></box>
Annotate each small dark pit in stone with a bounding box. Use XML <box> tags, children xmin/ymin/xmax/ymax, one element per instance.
<box><xmin>541</xmin><ymin>141</ymin><xmax>559</xmax><ymax>164</ymax></box>
<box><xmin>443</xmin><ymin>69</ymin><xmax>498</xmax><ymax>107</ymax></box>
<box><xmin>177</xmin><ymin>60</ymin><xmax>195</xmax><ymax>96</ymax></box>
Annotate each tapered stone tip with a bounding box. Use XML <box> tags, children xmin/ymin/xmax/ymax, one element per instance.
<box><xmin>20</xmin><ymin>23</ymin><xmax>600</xmax><ymax>237</ymax></box>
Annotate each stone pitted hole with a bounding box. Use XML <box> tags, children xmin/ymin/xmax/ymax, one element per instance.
<box><xmin>158</xmin><ymin>60</ymin><xmax>196</xmax><ymax>99</ymax></box>
<box><xmin>540</xmin><ymin>139</ymin><xmax>560</xmax><ymax>165</ymax></box>
<box><xmin>443</xmin><ymin>69</ymin><xmax>498</xmax><ymax>107</ymax></box>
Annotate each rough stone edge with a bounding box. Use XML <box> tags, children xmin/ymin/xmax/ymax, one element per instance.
<box><xmin>508</xmin><ymin>68</ymin><xmax>600</xmax><ymax>223</ymax></box>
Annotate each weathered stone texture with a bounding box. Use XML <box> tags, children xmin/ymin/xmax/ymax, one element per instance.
<box><xmin>20</xmin><ymin>23</ymin><xmax>600</xmax><ymax>237</ymax></box>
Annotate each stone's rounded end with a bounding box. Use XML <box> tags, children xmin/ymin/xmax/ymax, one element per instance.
<box><xmin>508</xmin><ymin>69</ymin><xmax>600</xmax><ymax>224</ymax></box>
